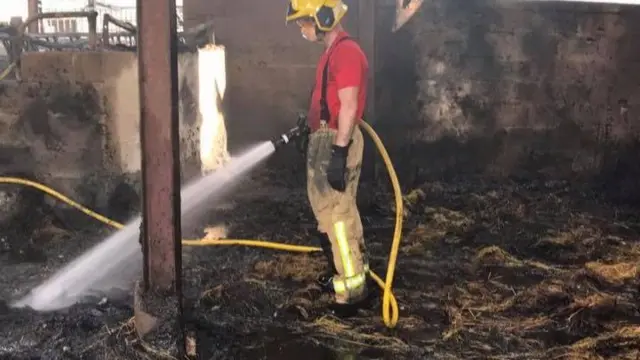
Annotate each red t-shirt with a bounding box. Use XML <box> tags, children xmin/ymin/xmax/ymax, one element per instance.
<box><xmin>307</xmin><ymin>31</ymin><xmax>369</xmax><ymax>132</ymax></box>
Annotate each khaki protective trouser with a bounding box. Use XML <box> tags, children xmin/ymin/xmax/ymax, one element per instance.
<box><xmin>306</xmin><ymin>121</ymin><xmax>368</xmax><ymax>304</ymax></box>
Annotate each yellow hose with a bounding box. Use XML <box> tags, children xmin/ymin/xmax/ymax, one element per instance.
<box><xmin>0</xmin><ymin>121</ymin><xmax>404</xmax><ymax>328</ymax></box>
<box><xmin>0</xmin><ymin>62</ymin><xmax>16</xmax><ymax>81</ymax></box>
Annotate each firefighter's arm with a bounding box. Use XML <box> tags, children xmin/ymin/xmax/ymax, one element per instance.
<box><xmin>333</xmin><ymin>46</ymin><xmax>363</xmax><ymax>147</ymax></box>
<box><xmin>335</xmin><ymin>86</ymin><xmax>359</xmax><ymax>147</ymax></box>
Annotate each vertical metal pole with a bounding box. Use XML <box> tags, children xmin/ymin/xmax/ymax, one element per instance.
<box><xmin>27</xmin><ymin>0</ymin><xmax>40</xmax><ymax>34</ymax></box>
<box><xmin>87</xmin><ymin>12</ymin><xmax>98</xmax><ymax>49</ymax></box>
<box><xmin>134</xmin><ymin>0</ymin><xmax>184</xmax><ymax>353</ymax></box>
<box><xmin>138</xmin><ymin>0</ymin><xmax>182</xmax><ymax>298</ymax></box>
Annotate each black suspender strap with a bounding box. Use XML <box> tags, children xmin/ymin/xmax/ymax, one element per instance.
<box><xmin>320</xmin><ymin>36</ymin><xmax>352</xmax><ymax>122</ymax></box>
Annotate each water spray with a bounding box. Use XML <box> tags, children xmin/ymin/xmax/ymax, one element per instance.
<box><xmin>1</xmin><ymin>118</ymin><xmax>405</xmax><ymax>328</ymax></box>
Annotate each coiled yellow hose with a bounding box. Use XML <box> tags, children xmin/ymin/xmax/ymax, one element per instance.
<box><xmin>0</xmin><ymin>121</ymin><xmax>404</xmax><ymax>327</ymax></box>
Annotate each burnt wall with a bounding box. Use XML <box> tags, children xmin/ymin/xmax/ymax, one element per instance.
<box><xmin>0</xmin><ymin>51</ymin><xmax>210</xmax><ymax>223</ymax></box>
<box><xmin>184</xmin><ymin>0</ymin><xmax>316</xmax><ymax>152</ymax></box>
<box><xmin>183</xmin><ymin>0</ymin><xmax>640</xmax><ymax>197</ymax></box>
<box><xmin>378</xmin><ymin>1</ymin><xmax>640</xmax><ymax>189</ymax></box>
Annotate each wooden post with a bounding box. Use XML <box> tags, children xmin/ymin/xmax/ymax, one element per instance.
<box><xmin>27</xmin><ymin>0</ymin><xmax>40</xmax><ymax>34</ymax></box>
<box><xmin>358</xmin><ymin>0</ymin><xmax>377</xmax><ymax>181</ymax></box>
<box><xmin>358</xmin><ymin>0</ymin><xmax>376</xmax><ymax>123</ymax></box>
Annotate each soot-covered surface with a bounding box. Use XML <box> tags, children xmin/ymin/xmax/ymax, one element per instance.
<box><xmin>1</xmin><ymin>171</ymin><xmax>640</xmax><ymax>359</ymax></box>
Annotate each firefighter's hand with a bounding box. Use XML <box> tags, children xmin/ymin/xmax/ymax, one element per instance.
<box><xmin>295</xmin><ymin>128</ymin><xmax>309</xmax><ymax>155</ymax></box>
<box><xmin>327</xmin><ymin>143</ymin><xmax>350</xmax><ymax>192</ymax></box>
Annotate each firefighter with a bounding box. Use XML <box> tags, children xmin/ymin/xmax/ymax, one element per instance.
<box><xmin>286</xmin><ymin>0</ymin><xmax>371</xmax><ymax>317</ymax></box>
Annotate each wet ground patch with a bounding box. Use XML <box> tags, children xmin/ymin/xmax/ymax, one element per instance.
<box><xmin>0</xmin><ymin>176</ymin><xmax>639</xmax><ymax>359</ymax></box>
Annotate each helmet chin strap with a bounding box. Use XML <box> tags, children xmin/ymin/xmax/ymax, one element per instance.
<box><xmin>313</xmin><ymin>26</ymin><xmax>326</xmax><ymax>42</ymax></box>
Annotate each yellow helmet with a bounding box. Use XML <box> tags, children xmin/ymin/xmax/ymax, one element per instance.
<box><xmin>286</xmin><ymin>0</ymin><xmax>348</xmax><ymax>32</ymax></box>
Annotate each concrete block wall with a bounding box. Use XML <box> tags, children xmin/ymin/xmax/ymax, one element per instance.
<box><xmin>0</xmin><ymin>50</ymin><xmax>212</xmax><ymax>216</ymax></box>
<box><xmin>375</xmin><ymin>1</ymin><xmax>640</xmax><ymax>185</ymax></box>
<box><xmin>1</xmin><ymin>54</ymin><xmax>106</xmax><ymax>203</ymax></box>
<box><xmin>410</xmin><ymin>2</ymin><xmax>636</xmax><ymax>138</ymax></box>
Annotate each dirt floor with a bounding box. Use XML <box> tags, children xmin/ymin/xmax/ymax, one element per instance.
<box><xmin>1</xmin><ymin>166</ymin><xmax>640</xmax><ymax>359</ymax></box>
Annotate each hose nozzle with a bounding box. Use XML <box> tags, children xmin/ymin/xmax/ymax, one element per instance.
<box><xmin>271</xmin><ymin>113</ymin><xmax>310</xmax><ymax>150</ymax></box>
<box><xmin>271</xmin><ymin>125</ymin><xmax>301</xmax><ymax>148</ymax></box>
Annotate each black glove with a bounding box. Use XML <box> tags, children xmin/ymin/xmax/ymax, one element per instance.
<box><xmin>327</xmin><ymin>142</ymin><xmax>350</xmax><ymax>192</ymax></box>
<box><xmin>295</xmin><ymin>127</ymin><xmax>310</xmax><ymax>155</ymax></box>
<box><xmin>295</xmin><ymin>113</ymin><xmax>310</xmax><ymax>155</ymax></box>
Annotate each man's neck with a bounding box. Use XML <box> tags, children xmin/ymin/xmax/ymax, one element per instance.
<box><xmin>323</xmin><ymin>25</ymin><xmax>343</xmax><ymax>49</ymax></box>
